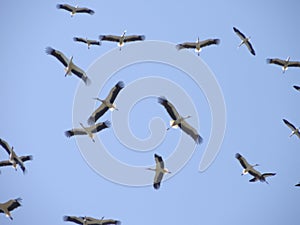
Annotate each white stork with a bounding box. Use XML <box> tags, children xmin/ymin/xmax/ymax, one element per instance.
<box><xmin>88</xmin><ymin>81</ymin><xmax>125</xmax><ymax>125</ymax></box>
<box><xmin>176</xmin><ymin>37</ymin><xmax>220</xmax><ymax>56</ymax></box>
<box><xmin>56</xmin><ymin>4</ymin><xmax>94</xmax><ymax>16</ymax></box>
<box><xmin>146</xmin><ymin>154</ymin><xmax>171</xmax><ymax>190</ymax></box>
<box><xmin>266</xmin><ymin>57</ymin><xmax>300</xmax><ymax>73</ymax></box>
<box><xmin>73</xmin><ymin>37</ymin><xmax>101</xmax><ymax>49</ymax></box>
<box><xmin>46</xmin><ymin>47</ymin><xmax>91</xmax><ymax>85</ymax></box>
<box><xmin>0</xmin><ymin>155</ymin><xmax>32</xmax><ymax>173</ymax></box>
<box><xmin>235</xmin><ymin>153</ymin><xmax>276</xmax><ymax>184</ymax></box>
<box><xmin>0</xmin><ymin>138</ymin><xmax>32</xmax><ymax>174</ymax></box>
<box><xmin>233</xmin><ymin>27</ymin><xmax>255</xmax><ymax>56</ymax></box>
<box><xmin>293</xmin><ymin>85</ymin><xmax>300</xmax><ymax>91</ymax></box>
<box><xmin>99</xmin><ymin>31</ymin><xmax>145</xmax><ymax>50</ymax></box>
<box><xmin>64</xmin><ymin>216</ymin><xmax>121</xmax><ymax>225</ymax></box>
<box><xmin>283</xmin><ymin>119</ymin><xmax>300</xmax><ymax>139</ymax></box>
<box><xmin>0</xmin><ymin>198</ymin><xmax>22</xmax><ymax>220</ymax></box>
<box><xmin>158</xmin><ymin>97</ymin><xmax>203</xmax><ymax>144</ymax></box>
<box><xmin>65</xmin><ymin>121</ymin><xmax>111</xmax><ymax>142</ymax></box>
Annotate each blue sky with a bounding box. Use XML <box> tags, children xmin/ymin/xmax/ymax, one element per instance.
<box><xmin>1</xmin><ymin>1</ymin><xmax>300</xmax><ymax>225</ymax></box>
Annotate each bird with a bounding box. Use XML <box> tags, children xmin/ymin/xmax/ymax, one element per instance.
<box><xmin>73</xmin><ymin>37</ymin><xmax>101</xmax><ymax>49</ymax></box>
<box><xmin>266</xmin><ymin>57</ymin><xmax>300</xmax><ymax>73</ymax></box>
<box><xmin>176</xmin><ymin>37</ymin><xmax>220</xmax><ymax>56</ymax></box>
<box><xmin>158</xmin><ymin>96</ymin><xmax>203</xmax><ymax>144</ymax></box>
<box><xmin>0</xmin><ymin>198</ymin><xmax>22</xmax><ymax>220</ymax></box>
<box><xmin>56</xmin><ymin>4</ymin><xmax>94</xmax><ymax>16</ymax></box>
<box><xmin>0</xmin><ymin>138</ymin><xmax>32</xmax><ymax>174</ymax></box>
<box><xmin>99</xmin><ymin>30</ymin><xmax>145</xmax><ymax>50</ymax></box>
<box><xmin>293</xmin><ymin>85</ymin><xmax>300</xmax><ymax>91</ymax></box>
<box><xmin>0</xmin><ymin>155</ymin><xmax>32</xmax><ymax>173</ymax></box>
<box><xmin>233</xmin><ymin>27</ymin><xmax>255</xmax><ymax>55</ymax></box>
<box><xmin>283</xmin><ymin>119</ymin><xmax>300</xmax><ymax>139</ymax></box>
<box><xmin>88</xmin><ymin>81</ymin><xmax>125</xmax><ymax>125</ymax></box>
<box><xmin>65</xmin><ymin>121</ymin><xmax>111</xmax><ymax>142</ymax></box>
<box><xmin>235</xmin><ymin>153</ymin><xmax>276</xmax><ymax>184</ymax></box>
<box><xmin>295</xmin><ymin>182</ymin><xmax>300</xmax><ymax>187</ymax></box>
<box><xmin>46</xmin><ymin>47</ymin><xmax>91</xmax><ymax>85</ymax></box>
<box><xmin>146</xmin><ymin>154</ymin><xmax>171</xmax><ymax>190</ymax></box>
<box><xmin>64</xmin><ymin>216</ymin><xmax>121</xmax><ymax>225</ymax></box>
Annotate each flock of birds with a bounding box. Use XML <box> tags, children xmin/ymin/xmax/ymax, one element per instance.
<box><xmin>1</xmin><ymin>2</ymin><xmax>300</xmax><ymax>222</ymax></box>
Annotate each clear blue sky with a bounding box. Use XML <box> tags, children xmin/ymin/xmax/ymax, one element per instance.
<box><xmin>1</xmin><ymin>1</ymin><xmax>300</xmax><ymax>225</ymax></box>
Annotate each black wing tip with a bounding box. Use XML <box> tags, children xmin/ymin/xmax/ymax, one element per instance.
<box><xmin>196</xmin><ymin>135</ymin><xmax>203</xmax><ymax>144</ymax></box>
<box><xmin>104</xmin><ymin>120</ymin><xmax>111</xmax><ymax>128</ymax></box>
<box><xmin>153</xmin><ymin>182</ymin><xmax>160</xmax><ymax>189</ymax></box>
<box><xmin>251</xmin><ymin>50</ymin><xmax>256</xmax><ymax>56</ymax></box>
<box><xmin>140</xmin><ymin>35</ymin><xmax>146</xmax><ymax>40</ymax></box>
<box><xmin>233</xmin><ymin>27</ymin><xmax>239</xmax><ymax>32</ymax></box>
<box><xmin>88</xmin><ymin>117</ymin><xmax>95</xmax><ymax>125</ymax></box>
<box><xmin>45</xmin><ymin>46</ymin><xmax>55</xmax><ymax>55</ymax></box>
<box><xmin>64</xmin><ymin>130</ymin><xmax>73</xmax><ymax>138</ymax></box>
<box><xmin>235</xmin><ymin>153</ymin><xmax>242</xmax><ymax>159</ymax></box>
<box><xmin>295</xmin><ymin>183</ymin><xmax>300</xmax><ymax>187</ymax></box>
<box><xmin>63</xmin><ymin>216</ymin><xmax>70</xmax><ymax>221</ymax></box>
<box><xmin>99</xmin><ymin>35</ymin><xmax>105</xmax><ymax>40</ymax></box>
<box><xmin>116</xmin><ymin>81</ymin><xmax>125</xmax><ymax>89</ymax></box>
<box><xmin>56</xmin><ymin>4</ymin><xmax>63</xmax><ymax>9</ymax></box>
<box><xmin>158</xmin><ymin>96</ymin><xmax>167</xmax><ymax>104</ymax></box>
<box><xmin>15</xmin><ymin>197</ymin><xmax>22</xmax><ymax>203</ymax></box>
<box><xmin>73</xmin><ymin>37</ymin><xmax>80</xmax><ymax>41</ymax></box>
<box><xmin>266</xmin><ymin>58</ymin><xmax>272</xmax><ymax>64</ymax></box>
<box><xmin>83</xmin><ymin>76</ymin><xmax>91</xmax><ymax>86</ymax></box>
<box><xmin>282</xmin><ymin>118</ymin><xmax>289</xmax><ymax>124</ymax></box>
<box><xmin>293</xmin><ymin>85</ymin><xmax>300</xmax><ymax>90</ymax></box>
<box><xmin>176</xmin><ymin>44</ymin><xmax>184</xmax><ymax>50</ymax></box>
<box><xmin>115</xmin><ymin>220</ymin><xmax>121</xmax><ymax>225</ymax></box>
<box><xmin>214</xmin><ymin>39</ymin><xmax>221</xmax><ymax>45</ymax></box>
<box><xmin>26</xmin><ymin>155</ymin><xmax>33</xmax><ymax>161</ymax></box>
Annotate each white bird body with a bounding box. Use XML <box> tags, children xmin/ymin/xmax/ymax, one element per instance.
<box><xmin>46</xmin><ymin>47</ymin><xmax>91</xmax><ymax>85</ymax></box>
<box><xmin>0</xmin><ymin>139</ymin><xmax>32</xmax><ymax>173</ymax></box>
<box><xmin>233</xmin><ymin>27</ymin><xmax>255</xmax><ymax>55</ymax></box>
<box><xmin>176</xmin><ymin>37</ymin><xmax>220</xmax><ymax>56</ymax></box>
<box><xmin>158</xmin><ymin>96</ymin><xmax>203</xmax><ymax>144</ymax></box>
<box><xmin>147</xmin><ymin>154</ymin><xmax>171</xmax><ymax>190</ymax></box>
<box><xmin>235</xmin><ymin>153</ymin><xmax>276</xmax><ymax>184</ymax></box>
<box><xmin>283</xmin><ymin>119</ymin><xmax>300</xmax><ymax>139</ymax></box>
<box><xmin>0</xmin><ymin>198</ymin><xmax>22</xmax><ymax>220</ymax></box>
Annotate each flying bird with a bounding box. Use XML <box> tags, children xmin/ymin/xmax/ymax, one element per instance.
<box><xmin>293</xmin><ymin>85</ymin><xmax>300</xmax><ymax>91</ymax></box>
<box><xmin>57</xmin><ymin>4</ymin><xmax>94</xmax><ymax>16</ymax></box>
<box><xmin>64</xmin><ymin>216</ymin><xmax>121</xmax><ymax>225</ymax></box>
<box><xmin>176</xmin><ymin>37</ymin><xmax>220</xmax><ymax>56</ymax></box>
<box><xmin>233</xmin><ymin>27</ymin><xmax>255</xmax><ymax>55</ymax></box>
<box><xmin>65</xmin><ymin>121</ymin><xmax>111</xmax><ymax>142</ymax></box>
<box><xmin>283</xmin><ymin>119</ymin><xmax>300</xmax><ymax>139</ymax></box>
<box><xmin>46</xmin><ymin>47</ymin><xmax>91</xmax><ymax>85</ymax></box>
<box><xmin>73</xmin><ymin>37</ymin><xmax>101</xmax><ymax>49</ymax></box>
<box><xmin>266</xmin><ymin>57</ymin><xmax>300</xmax><ymax>73</ymax></box>
<box><xmin>99</xmin><ymin>30</ymin><xmax>145</xmax><ymax>50</ymax></box>
<box><xmin>235</xmin><ymin>153</ymin><xmax>276</xmax><ymax>184</ymax></box>
<box><xmin>158</xmin><ymin>97</ymin><xmax>203</xmax><ymax>144</ymax></box>
<box><xmin>146</xmin><ymin>154</ymin><xmax>171</xmax><ymax>190</ymax></box>
<box><xmin>88</xmin><ymin>81</ymin><xmax>124</xmax><ymax>125</ymax></box>
<box><xmin>0</xmin><ymin>155</ymin><xmax>32</xmax><ymax>173</ymax></box>
<box><xmin>0</xmin><ymin>198</ymin><xmax>22</xmax><ymax>220</ymax></box>
<box><xmin>0</xmin><ymin>139</ymin><xmax>32</xmax><ymax>173</ymax></box>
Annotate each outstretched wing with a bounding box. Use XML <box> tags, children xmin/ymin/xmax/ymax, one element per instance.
<box><xmin>7</xmin><ymin>198</ymin><xmax>22</xmax><ymax>212</ymax></box>
<box><xmin>158</xmin><ymin>97</ymin><xmax>180</xmax><ymax>120</ymax></box>
<box><xmin>63</xmin><ymin>216</ymin><xmax>84</xmax><ymax>225</ymax></box>
<box><xmin>199</xmin><ymin>38</ymin><xmax>220</xmax><ymax>48</ymax></box>
<box><xmin>179</xmin><ymin>120</ymin><xmax>202</xmax><ymax>144</ymax></box>
<box><xmin>107</xmin><ymin>81</ymin><xmax>125</xmax><ymax>104</ymax></box>
<box><xmin>283</xmin><ymin>119</ymin><xmax>297</xmax><ymax>130</ymax></box>
<box><xmin>288</xmin><ymin>61</ymin><xmax>300</xmax><ymax>68</ymax></box>
<box><xmin>235</xmin><ymin>153</ymin><xmax>250</xmax><ymax>169</ymax></box>
<box><xmin>75</xmin><ymin>7</ymin><xmax>95</xmax><ymax>15</ymax></box>
<box><xmin>88</xmin><ymin>104</ymin><xmax>109</xmax><ymax>125</ymax></box>
<box><xmin>176</xmin><ymin>42</ymin><xmax>197</xmax><ymax>50</ymax></box>
<box><xmin>70</xmin><ymin>63</ymin><xmax>90</xmax><ymax>85</ymax></box>
<box><xmin>65</xmin><ymin>128</ymin><xmax>87</xmax><ymax>137</ymax></box>
<box><xmin>56</xmin><ymin>4</ymin><xmax>75</xmax><ymax>12</ymax></box>
<box><xmin>266</xmin><ymin>58</ymin><xmax>286</xmax><ymax>66</ymax></box>
<box><xmin>46</xmin><ymin>47</ymin><xmax>69</xmax><ymax>67</ymax></box>
<box><xmin>90</xmin><ymin>121</ymin><xmax>111</xmax><ymax>133</ymax></box>
<box><xmin>233</xmin><ymin>27</ymin><xmax>246</xmax><ymax>39</ymax></box>
<box><xmin>99</xmin><ymin>35</ymin><xmax>121</xmax><ymax>42</ymax></box>
<box><xmin>245</xmin><ymin>41</ymin><xmax>255</xmax><ymax>55</ymax></box>
<box><xmin>73</xmin><ymin>37</ymin><xmax>87</xmax><ymax>43</ymax></box>
<box><xmin>123</xmin><ymin>35</ymin><xmax>145</xmax><ymax>42</ymax></box>
<box><xmin>0</xmin><ymin>138</ymin><xmax>12</xmax><ymax>155</ymax></box>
